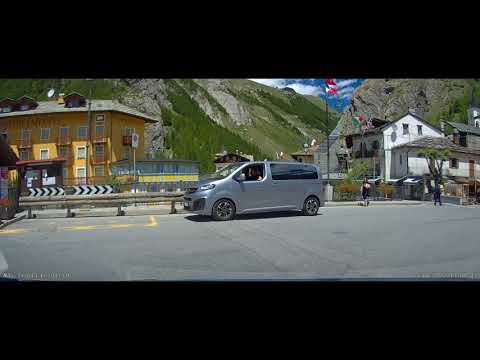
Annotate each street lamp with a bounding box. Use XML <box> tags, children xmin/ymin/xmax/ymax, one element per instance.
<box><xmin>85</xmin><ymin>79</ymin><xmax>94</xmax><ymax>184</ymax></box>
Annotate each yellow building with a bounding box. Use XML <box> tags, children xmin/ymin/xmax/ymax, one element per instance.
<box><xmin>0</xmin><ymin>93</ymin><xmax>158</xmax><ymax>189</ymax></box>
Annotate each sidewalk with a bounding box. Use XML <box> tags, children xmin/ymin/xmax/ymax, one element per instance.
<box><xmin>325</xmin><ymin>200</ymin><xmax>424</xmax><ymax>207</ymax></box>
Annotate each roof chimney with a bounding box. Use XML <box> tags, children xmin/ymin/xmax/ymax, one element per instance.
<box><xmin>453</xmin><ymin>129</ymin><xmax>460</xmax><ymax>145</ymax></box>
<box><xmin>57</xmin><ymin>93</ymin><xmax>65</xmax><ymax>105</ymax></box>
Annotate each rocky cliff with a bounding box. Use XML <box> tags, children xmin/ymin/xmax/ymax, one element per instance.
<box><xmin>339</xmin><ymin>79</ymin><xmax>480</xmax><ymax>135</ymax></box>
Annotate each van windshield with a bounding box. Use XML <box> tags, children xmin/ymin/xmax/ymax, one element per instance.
<box><xmin>200</xmin><ymin>163</ymin><xmax>245</xmax><ymax>180</ymax></box>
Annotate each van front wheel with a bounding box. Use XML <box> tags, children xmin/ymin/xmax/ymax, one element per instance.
<box><xmin>302</xmin><ymin>196</ymin><xmax>319</xmax><ymax>216</ymax></box>
<box><xmin>212</xmin><ymin>199</ymin><xmax>236</xmax><ymax>221</ymax></box>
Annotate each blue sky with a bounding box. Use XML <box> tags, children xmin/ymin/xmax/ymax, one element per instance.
<box><xmin>249</xmin><ymin>79</ymin><xmax>363</xmax><ymax>112</ymax></box>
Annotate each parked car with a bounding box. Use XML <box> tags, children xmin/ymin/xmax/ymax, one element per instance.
<box><xmin>184</xmin><ymin>161</ymin><xmax>323</xmax><ymax>221</ymax></box>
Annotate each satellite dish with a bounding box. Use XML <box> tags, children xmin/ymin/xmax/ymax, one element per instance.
<box><xmin>47</xmin><ymin>89</ymin><xmax>55</xmax><ymax>98</ymax></box>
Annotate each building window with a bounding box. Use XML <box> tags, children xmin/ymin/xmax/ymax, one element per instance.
<box><xmin>402</xmin><ymin>123</ymin><xmax>409</xmax><ymax>135</ymax></box>
<box><xmin>40</xmin><ymin>128</ymin><xmax>51</xmax><ymax>140</ymax></box>
<box><xmin>40</xmin><ymin>149</ymin><xmax>49</xmax><ymax>160</ymax></box>
<box><xmin>77</xmin><ymin>126</ymin><xmax>88</xmax><ymax>139</ymax></box>
<box><xmin>476</xmin><ymin>120</ymin><xmax>480</xmax><ymax>128</ymax></box>
<box><xmin>62</xmin><ymin>167</ymin><xmax>68</xmax><ymax>180</ymax></box>
<box><xmin>2</xmin><ymin>106</ymin><xmax>12</xmax><ymax>113</ymax></box>
<box><xmin>76</xmin><ymin>167</ymin><xmax>86</xmax><ymax>184</ymax></box>
<box><xmin>124</xmin><ymin>127</ymin><xmax>134</xmax><ymax>136</ymax></box>
<box><xmin>95</xmin><ymin>116</ymin><xmax>105</xmax><ymax>138</ymax></box>
<box><xmin>20</xmin><ymin>150</ymin><xmax>30</xmax><ymax>161</ymax></box>
<box><xmin>399</xmin><ymin>154</ymin><xmax>402</xmax><ymax>165</ymax></box>
<box><xmin>449</xmin><ymin>158</ymin><xmax>459</xmax><ymax>169</ymax></box>
<box><xmin>123</xmin><ymin>147</ymin><xmax>131</xmax><ymax>160</ymax></box>
<box><xmin>417</xmin><ymin>125</ymin><xmax>423</xmax><ymax>135</ymax></box>
<box><xmin>21</xmin><ymin>129</ymin><xmax>31</xmax><ymax>140</ymax></box>
<box><xmin>59</xmin><ymin>126</ymin><xmax>69</xmax><ymax>138</ymax></box>
<box><xmin>67</xmin><ymin>99</ymin><xmax>80</xmax><ymax>108</ymax></box>
<box><xmin>58</xmin><ymin>146</ymin><xmax>69</xmax><ymax>158</ymax></box>
<box><xmin>94</xmin><ymin>166</ymin><xmax>105</xmax><ymax>177</ymax></box>
<box><xmin>20</xmin><ymin>104</ymin><xmax>29</xmax><ymax>111</ymax></box>
<box><xmin>0</xmin><ymin>132</ymin><xmax>7</xmax><ymax>142</ymax></box>
<box><xmin>77</xmin><ymin>146</ymin><xmax>86</xmax><ymax>160</ymax></box>
<box><xmin>95</xmin><ymin>144</ymin><xmax>104</xmax><ymax>155</ymax></box>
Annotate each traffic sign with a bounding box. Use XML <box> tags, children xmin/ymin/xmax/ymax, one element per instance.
<box><xmin>132</xmin><ymin>133</ymin><xmax>139</xmax><ymax>149</ymax></box>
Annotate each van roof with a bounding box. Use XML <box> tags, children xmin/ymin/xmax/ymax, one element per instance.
<box><xmin>249</xmin><ymin>161</ymin><xmax>319</xmax><ymax>166</ymax></box>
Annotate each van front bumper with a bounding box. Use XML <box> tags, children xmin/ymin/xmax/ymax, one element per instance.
<box><xmin>183</xmin><ymin>192</ymin><xmax>212</xmax><ymax>215</ymax></box>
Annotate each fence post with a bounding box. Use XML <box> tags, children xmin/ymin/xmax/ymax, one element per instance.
<box><xmin>170</xmin><ymin>200</ymin><xmax>177</xmax><ymax>214</ymax></box>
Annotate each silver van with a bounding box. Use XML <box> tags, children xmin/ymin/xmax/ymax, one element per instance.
<box><xmin>183</xmin><ymin>161</ymin><xmax>324</xmax><ymax>221</ymax></box>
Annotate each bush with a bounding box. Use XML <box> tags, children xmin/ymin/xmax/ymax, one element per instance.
<box><xmin>378</xmin><ymin>183</ymin><xmax>395</xmax><ymax>199</ymax></box>
<box><xmin>335</xmin><ymin>180</ymin><xmax>360</xmax><ymax>201</ymax></box>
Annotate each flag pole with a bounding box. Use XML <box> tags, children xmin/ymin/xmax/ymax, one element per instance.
<box><xmin>326</xmin><ymin>92</ymin><xmax>330</xmax><ymax>185</ymax></box>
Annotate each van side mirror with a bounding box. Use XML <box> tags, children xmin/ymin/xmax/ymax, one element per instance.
<box><xmin>236</xmin><ymin>173</ymin><xmax>246</xmax><ymax>182</ymax></box>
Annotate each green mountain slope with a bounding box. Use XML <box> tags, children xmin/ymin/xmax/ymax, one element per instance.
<box><xmin>0</xmin><ymin>78</ymin><xmax>338</xmax><ymax>174</ymax></box>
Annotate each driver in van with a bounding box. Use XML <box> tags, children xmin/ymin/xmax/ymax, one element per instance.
<box><xmin>247</xmin><ymin>166</ymin><xmax>263</xmax><ymax>181</ymax></box>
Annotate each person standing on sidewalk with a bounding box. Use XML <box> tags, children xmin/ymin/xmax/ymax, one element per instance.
<box><xmin>361</xmin><ymin>177</ymin><xmax>371</xmax><ymax>207</ymax></box>
<box><xmin>433</xmin><ymin>181</ymin><xmax>442</xmax><ymax>206</ymax></box>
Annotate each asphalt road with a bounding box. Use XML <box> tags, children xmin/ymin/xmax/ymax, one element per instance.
<box><xmin>1</xmin><ymin>203</ymin><xmax>480</xmax><ymax>281</ymax></box>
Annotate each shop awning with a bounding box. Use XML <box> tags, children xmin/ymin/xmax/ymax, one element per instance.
<box><xmin>387</xmin><ymin>176</ymin><xmax>408</xmax><ymax>185</ymax></box>
<box><xmin>16</xmin><ymin>157</ymin><xmax>66</xmax><ymax>167</ymax></box>
<box><xmin>404</xmin><ymin>177</ymin><xmax>423</xmax><ymax>184</ymax></box>
<box><xmin>367</xmin><ymin>177</ymin><xmax>382</xmax><ymax>184</ymax></box>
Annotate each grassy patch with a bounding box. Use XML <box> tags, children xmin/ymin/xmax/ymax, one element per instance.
<box><xmin>163</xmin><ymin>80</ymin><xmax>268</xmax><ymax>173</ymax></box>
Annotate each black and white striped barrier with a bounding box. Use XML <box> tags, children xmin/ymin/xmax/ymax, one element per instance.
<box><xmin>29</xmin><ymin>187</ymin><xmax>65</xmax><ymax>197</ymax></box>
<box><xmin>73</xmin><ymin>185</ymin><xmax>114</xmax><ymax>195</ymax></box>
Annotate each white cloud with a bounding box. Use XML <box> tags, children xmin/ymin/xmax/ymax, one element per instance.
<box><xmin>285</xmin><ymin>83</ymin><xmax>324</xmax><ymax>96</ymax></box>
<box><xmin>249</xmin><ymin>79</ymin><xmax>324</xmax><ymax>96</ymax></box>
<box><xmin>336</xmin><ymin>79</ymin><xmax>359</xmax><ymax>88</ymax></box>
<box><xmin>249</xmin><ymin>79</ymin><xmax>288</xmax><ymax>87</ymax></box>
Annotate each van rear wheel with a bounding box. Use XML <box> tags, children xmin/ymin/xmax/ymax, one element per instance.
<box><xmin>212</xmin><ymin>199</ymin><xmax>236</xmax><ymax>221</ymax></box>
<box><xmin>302</xmin><ymin>196</ymin><xmax>319</xmax><ymax>216</ymax></box>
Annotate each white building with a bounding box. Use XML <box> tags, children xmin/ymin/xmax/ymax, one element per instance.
<box><xmin>391</xmin><ymin>136</ymin><xmax>480</xmax><ymax>180</ymax></box>
<box><xmin>346</xmin><ymin>111</ymin><xmax>444</xmax><ymax>181</ymax></box>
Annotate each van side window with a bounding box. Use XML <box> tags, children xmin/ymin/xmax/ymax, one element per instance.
<box><xmin>241</xmin><ymin>164</ymin><xmax>265</xmax><ymax>181</ymax></box>
<box><xmin>271</xmin><ymin>164</ymin><xmax>318</xmax><ymax>180</ymax></box>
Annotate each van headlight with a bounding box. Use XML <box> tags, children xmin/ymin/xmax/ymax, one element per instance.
<box><xmin>200</xmin><ymin>183</ymin><xmax>216</xmax><ymax>191</ymax></box>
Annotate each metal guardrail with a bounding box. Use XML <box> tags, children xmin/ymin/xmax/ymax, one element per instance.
<box><xmin>19</xmin><ymin>192</ymin><xmax>184</xmax><ymax>219</ymax></box>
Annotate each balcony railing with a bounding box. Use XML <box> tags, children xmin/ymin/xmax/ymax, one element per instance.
<box><xmin>16</xmin><ymin>138</ymin><xmax>32</xmax><ymax>149</ymax></box>
<box><xmin>57</xmin><ymin>136</ymin><xmax>72</xmax><ymax>145</ymax></box>
<box><xmin>92</xmin><ymin>154</ymin><xmax>106</xmax><ymax>164</ymax></box>
<box><xmin>63</xmin><ymin>176</ymin><xmax>110</xmax><ymax>186</ymax></box>
<box><xmin>354</xmin><ymin>150</ymin><xmax>378</xmax><ymax>158</ymax></box>
<box><xmin>92</xmin><ymin>134</ymin><xmax>107</xmax><ymax>143</ymax></box>
<box><xmin>123</xmin><ymin>135</ymin><xmax>132</xmax><ymax>146</ymax></box>
<box><xmin>58</xmin><ymin>152</ymin><xmax>74</xmax><ymax>164</ymax></box>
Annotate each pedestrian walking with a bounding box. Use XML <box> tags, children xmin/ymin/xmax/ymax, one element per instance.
<box><xmin>433</xmin><ymin>181</ymin><xmax>442</xmax><ymax>206</ymax></box>
<box><xmin>361</xmin><ymin>177</ymin><xmax>371</xmax><ymax>207</ymax></box>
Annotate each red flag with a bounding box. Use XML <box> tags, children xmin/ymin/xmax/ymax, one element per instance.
<box><xmin>326</xmin><ymin>79</ymin><xmax>337</xmax><ymax>86</ymax></box>
<box><xmin>326</xmin><ymin>87</ymin><xmax>338</xmax><ymax>95</ymax></box>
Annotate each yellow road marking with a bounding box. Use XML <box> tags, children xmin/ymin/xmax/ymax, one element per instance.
<box><xmin>0</xmin><ymin>229</ymin><xmax>27</xmax><ymax>235</ymax></box>
<box><xmin>66</xmin><ymin>226</ymin><xmax>98</xmax><ymax>231</ymax></box>
<box><xmin>111</xmin><ymin>224</ymin><xmax>132</xmax><ymax>229</ymax></box>
<box><xmin>146</xmin><ymin>216</ymin><xmax>158</xmax><ymax>227</ymax></box>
